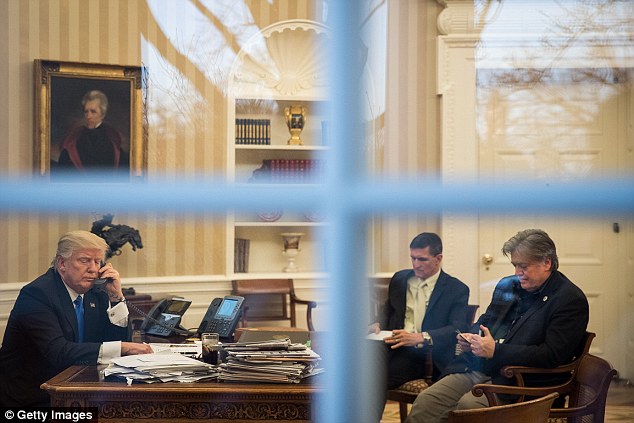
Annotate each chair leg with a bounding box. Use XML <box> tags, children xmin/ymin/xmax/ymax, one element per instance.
<box><xmin>398</xmin><ymin>402</ymin><xmax>408</xmax><ymax>423</ymax></box>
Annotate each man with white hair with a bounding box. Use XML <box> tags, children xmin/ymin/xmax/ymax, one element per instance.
<box><xmin>0</xmin><ymin>230</ymin><xmax>152</xmax><ymax>406</ymax></box>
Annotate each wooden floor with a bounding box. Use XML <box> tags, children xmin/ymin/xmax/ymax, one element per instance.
<box><xmin>381</xmin><ymin>379</ymin><xmax>634</xmax><ymax>422</ymax></box>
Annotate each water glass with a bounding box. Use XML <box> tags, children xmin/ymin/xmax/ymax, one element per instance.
<box><xmin>201</xmin><ymin>333</ymin><xmax>220</xmax><ymax>365</ymax></box>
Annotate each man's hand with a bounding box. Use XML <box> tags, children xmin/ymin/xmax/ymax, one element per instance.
<box><xmin>368</xmin><ymin>322</ymin><xmax>381</xmax><ymax>334</ymax></box>
<box><xmin>121</xmin><ymin>342</ymin><xmax>153</xmax><ymax>356</ymax></box>
<box><xmin>463</xmin><ymin>325</ymin><xmax>495</xmax><ymax>358</ymax></box>
<box><xmin>384</xmin><ymin>329</ymin><xmax>422</xmax><ymax>349</ymax></box>
<box><xmin>98</xmin><ymin>262</ymin><xmax>125</xmax><ymax>301</ymax></box>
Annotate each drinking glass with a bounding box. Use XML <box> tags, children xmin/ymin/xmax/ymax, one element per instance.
<box><xmin>201</xmin><ymin>333</ymin><xmax>220</xmax><ymax>365</ymax></box>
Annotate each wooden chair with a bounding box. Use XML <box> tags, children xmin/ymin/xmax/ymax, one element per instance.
<box><xmin>231</xmin><ymin>279</ymin><xmax>317</xmax><ymax>332</ymax></box>
<box><xmin>494</xmin><ymin>331</ymin><xmax>595</xmax><ymax>408</ymax></box>
<box><xmin>472</xmin><ymin>353</ymin><xmax>617</xmax><ymax>423</ymax></box>
<box><xmin>447</xmin><ymin>392</ymin><xmax>558</xmax><ymax>423</ymax></box>
<box><xmin>386</xmin><ymin>304</ymin><xmax>480</xmax><ymax>422</ymax></box>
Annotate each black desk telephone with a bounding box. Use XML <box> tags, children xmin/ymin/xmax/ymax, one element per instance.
<box><xmin>140</xmin><ymin>298</ymin><xmax>193</xmax><ymax>336</ymax></box>
<box><xmin>197</xmin><ymin>295</ymin><xmax>244</xmax><ymax>339</ymax></box>
<box><xmin>137</xmin><ymin>295</ymin><xmax>244</xmax><ymax>339</ymax></box>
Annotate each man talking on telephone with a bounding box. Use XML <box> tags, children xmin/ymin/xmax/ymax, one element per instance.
<box><xmin>0</xmin><ymin>230</ymin><xmax>152</xmax><ymax>406</ymax></box>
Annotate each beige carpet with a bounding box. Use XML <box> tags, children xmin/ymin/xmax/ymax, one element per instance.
<box><xmin>381</xmin><ymin>401</ymin><xmax>401</xmax><ymax>422</ymax></box>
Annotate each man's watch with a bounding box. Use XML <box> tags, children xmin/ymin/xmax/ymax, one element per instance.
<box><xmin>416</xmin><ymin>332</ymin><xmax>433</xmax><ymax>348</ymax></box>
<box><xmin>422</xmin><ymin>331</ymin><xmax>432</xmax><ymax>345</ymax></box>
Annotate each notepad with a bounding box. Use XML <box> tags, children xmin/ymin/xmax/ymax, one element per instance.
<box><xmin>366</xmin><ymin>330</ymin><xmax>392</xmax><ymax>341</ymax></box>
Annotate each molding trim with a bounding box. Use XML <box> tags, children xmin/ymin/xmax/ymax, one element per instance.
<box><xmin>436</xmin><ymin>0</ymin><xmax>481</xmax><ymax>35</ymax></box>
<box><xmin>230</xmin><ymin>19</ymin><xmax>330</xmax><ymax>99</ymax></box>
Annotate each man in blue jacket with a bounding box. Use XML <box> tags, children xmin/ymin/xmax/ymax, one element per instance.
<box><xmin>369</xmin><ymin>232</ymin><xmax>470</xmax><ymax>421</ymax></box>
<box><xmin>405</xmin><ymin>229</ymin><xmax>589</xmax><ymax>423</ymax></box>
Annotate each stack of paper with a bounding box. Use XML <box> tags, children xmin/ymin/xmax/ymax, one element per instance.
<box><xmin>104</xmin><ymin>352</ymin><xmax>218</xmax><ymax>384</ymax></box>
<box><xmin>218</xmin><ymin>338</ymin><xmax>324</xmax><ymax>383</ymax></box>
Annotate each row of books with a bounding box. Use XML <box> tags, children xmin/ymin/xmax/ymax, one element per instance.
<box><xmin>234</xmin><ymin>238</ymin><xmax>250</xmax><ymax>273</ymax></box>
<box><xmin>235</xmin><ymin>118</ymin><xmax>271</xmax><ymax>145</ymax></box>
<box><xmin>249</xmin><ymin>159</ymin><xmax>326</xmax><ymax>183</ymax></box>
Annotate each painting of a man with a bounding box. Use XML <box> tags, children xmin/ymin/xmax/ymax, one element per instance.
<box><xmin>56</xmin><ymin>90</ymin><xmax>129</xmax><ymax>174</ymax></box>
<box><xmin>50</xmin><ymin>78</ymin><xmax>131</xmax><ymax>180</ymax></box>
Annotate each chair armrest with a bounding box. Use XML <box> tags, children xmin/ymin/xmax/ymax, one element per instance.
<box><xmin>472</xmin><ymin>382</ymin><xmax>570</xmax><ymax>406</ymax></box>
<box><xmin>500</xmin><ymin>360</ymin><xmax>578</xmax><ymax>386</ymax></box>
<box><xmin>291</xmin><ymin>295</ymin><xmax>317</xmax><ymax>308</ymax></box>
<box><xmin>291</xmin><ymin>294</ymin><xmax>317</xmax><ymax>332</ymax></box>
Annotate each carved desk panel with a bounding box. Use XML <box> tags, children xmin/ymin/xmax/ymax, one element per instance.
<box><xmin>42</xmin><ymin>365</ymin><xmax>325</xmax><ymax>422</ymax></box>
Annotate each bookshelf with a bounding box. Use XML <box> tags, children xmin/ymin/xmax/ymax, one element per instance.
<box><xmin>226</xmin><ymin>20</ymin><xmax>330</xmax><ymax>280</ymax></box>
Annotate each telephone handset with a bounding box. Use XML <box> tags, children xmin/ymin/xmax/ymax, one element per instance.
<box><xmin>93</xmin><ymin>261</ymin><xmax>112</xmax><ymax>292</ymax></box>
<box><xmin>93</xmin><ymin>277</ymin><xmax>110</xmax><ymax>292</ymax></box>
<box><xmin>140</xmin><ymin>298</ymin><xmax>193</xmax><ymax>336</ymax></box>
<box><xmin>197</xmin><ymin>295</ymin><xmax>244</xmax><ymax>340</ymax></box>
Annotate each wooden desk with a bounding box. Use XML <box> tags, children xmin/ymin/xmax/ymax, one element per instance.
<box><xmin>42</xmin><ymin>365</ymin><xmax>325</xmax><ymax>422</ymax></box>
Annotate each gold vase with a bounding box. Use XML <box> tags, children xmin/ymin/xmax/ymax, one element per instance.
<box><xmin>284</xmin><ymin>105</ymin><xmax>307</xmax><ymax>145</ymax></box>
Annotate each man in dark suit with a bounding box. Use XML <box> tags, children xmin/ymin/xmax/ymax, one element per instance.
<box><xmin>0</xmin><ymin>230</ymin><xmax>152</xmax><ymax>406</ymax></box>
<box><xmin>405</xmin><ymin>229</ymin><xmax>589</xmax><ymax>423</ymax></box>
<box><xmin>369</xmin><ymin>232</ymin><xmax>470</xmax><ymax>421</ymax></box>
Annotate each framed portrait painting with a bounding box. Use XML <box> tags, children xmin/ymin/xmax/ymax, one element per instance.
<box><xmin>34</xmin><ymin>60</ymin><xmax>147</xmax><ymax>181</ymax></box>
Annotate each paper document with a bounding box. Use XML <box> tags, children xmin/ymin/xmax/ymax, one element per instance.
<box><xmin>106</xmin><ymin>352</ymin><xmax>218</xmax><ymax>383</ymax></box>
<box><xmin>149</xmin><ymin>342</ymin><xmax>201</xmax><ymax>357</ymax></box>
<box><xmin>366</xmin><ymin>330</ymin><xmax>392</xmax><ymax>341</ymax></box>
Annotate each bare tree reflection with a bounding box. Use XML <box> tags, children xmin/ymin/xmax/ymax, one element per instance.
<box><xmin>475</xmin><ymin>0</ymin><xmax>633</xmax><ymax>182</ymax></box>
<box><xmin>477</xmin><ymin>0</ymin><xmax>633</xmax><ymax>87</ymax></box>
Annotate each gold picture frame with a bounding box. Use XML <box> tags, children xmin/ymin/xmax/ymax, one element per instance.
<box><xmin>34</xmin><ymin>60</ymin><xmax>147</xmax><ymax>180</ymax></box>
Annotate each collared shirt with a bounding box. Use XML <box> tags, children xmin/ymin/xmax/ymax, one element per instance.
<box><xmin>62</xmin><ymin>282</ymin><xmax>129</xmax><ymax>364</ymax></box>
<box><xmin>404</xmin><ymin>270</ymin><xmax>440</xmax><ymax>333</ymax></box>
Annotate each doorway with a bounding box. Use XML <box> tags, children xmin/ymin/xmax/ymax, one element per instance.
<box><xmin>475</xmin><ymin>69</ymin><xmax>630</xmax><ymax>374</ymax></box>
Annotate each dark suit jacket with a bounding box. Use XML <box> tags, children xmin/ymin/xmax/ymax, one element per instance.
<box><xmin>0</xmin><ymin>268</ymin><xmax>129</xmax><ymax>406</ymax></box>
<box><xmin>443</xmin><ymin>271</ymin><xmax>589</xmax><ymax>386</ymax></box>
<box><xmin>378</xmin><ymin>269</ymin><xmax>470</xmax><ymax>376</ymax></box>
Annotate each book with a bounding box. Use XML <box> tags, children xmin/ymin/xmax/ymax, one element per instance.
<box><xmin>235</xmin><ymin>118</ymin><xmax>271</xmax><ymax>145</ymax></box>
<box><xmin>234</xmin><ymin>238</ymin><xmax>250</xmax><ymax>273</ymax></box>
